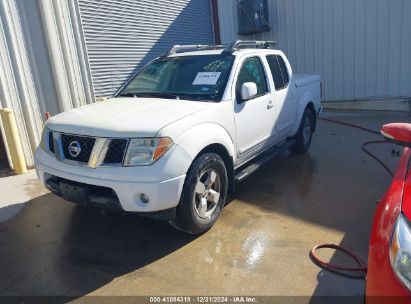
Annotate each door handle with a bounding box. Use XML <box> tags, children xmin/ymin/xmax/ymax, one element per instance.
<box><xmin>267</xmin><ymin>101</ymin><xmax>274</xmax><ymax>109</ymax></box>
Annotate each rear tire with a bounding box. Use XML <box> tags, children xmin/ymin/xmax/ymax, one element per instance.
<box><xmin>170</xmin><ymin>153</ymin><xmax>228</xmax><ymax>234</ymax></box>
<box><xmin>290</xmin><ymin>108</ymin><xmax>314</xmax><ymax>154</ymax></box>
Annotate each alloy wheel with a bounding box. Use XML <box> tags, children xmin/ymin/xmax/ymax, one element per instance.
<box><xmin>193</xmin><ymin>169</ymin><xmax>221</xmax><ymax>219</ymax></box>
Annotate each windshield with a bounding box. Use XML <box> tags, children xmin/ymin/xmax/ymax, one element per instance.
<box><xmin>118</xmin><ymin>54</ymin><xmax>234</xmax><ymax>102</ymax></box>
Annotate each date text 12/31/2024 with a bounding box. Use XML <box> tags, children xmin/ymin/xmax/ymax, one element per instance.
<box><xmin>149</xmin><ymin>296</ymin><xmax>257</xmax><ymax>303</ymax></box>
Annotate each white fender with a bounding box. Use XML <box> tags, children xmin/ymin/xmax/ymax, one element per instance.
<box><xmin>175</xmin><ymin>122</ymin><xmax>235</xmax><ymax>164</ymax></box>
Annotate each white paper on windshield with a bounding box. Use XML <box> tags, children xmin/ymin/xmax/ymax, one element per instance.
<box><xmin>192</xmin><ymin>72</ymin><xmax>221</xmax><ymax>85</ymax></box>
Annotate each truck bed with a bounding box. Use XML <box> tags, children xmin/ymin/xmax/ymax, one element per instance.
<box><xmin>294</xmin><ymin>74</ymin><xmax>321</xmax><ymax>88</ymax></box>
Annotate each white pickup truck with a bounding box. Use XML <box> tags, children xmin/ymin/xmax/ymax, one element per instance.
<box><xmin>35</xmin><ymin>41</ymin><xmax>322</xmax><ymax>234</ymax></box>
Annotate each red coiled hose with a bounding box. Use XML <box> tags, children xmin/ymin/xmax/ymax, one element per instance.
<box><xmin>310</xmin><ymin>116</ymin><xmax>396</xmax><ymax>275</ymax></box>
<box><xmin>310</xmin><ymin>244</ymin><xmax>368</xmax><ymax>274</ymax></box>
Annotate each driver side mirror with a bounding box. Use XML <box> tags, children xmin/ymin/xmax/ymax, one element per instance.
<box><xmin>241</xmin><ymin>82</ymin><xmax>258</xmax><ymax>101</ymax></box>
<box><xmin>381</xmin><ymin>123</ymin><xmax>411</xmax><ymax>147</ymax></box>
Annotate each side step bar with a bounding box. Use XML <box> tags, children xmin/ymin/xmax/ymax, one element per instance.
<box><xmin>234</xmin><ymin>139</ymin><xmax>296</xmax><ymax>183</ymax></box>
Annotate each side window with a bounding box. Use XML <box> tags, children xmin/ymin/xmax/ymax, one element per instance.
<box><xmin>235</xmin><ymin>57</ymin><xmax>268</xmax><ymax>101</ymax></box>
<box><xmin>277</xmin><ymin>56</ymin><xmax>289</xmax><ymax>87</ymax></box>
<box><xmin>266</xmin><ymin>55</ymin><xmax>289</xmax><ymax>90</ymax></box>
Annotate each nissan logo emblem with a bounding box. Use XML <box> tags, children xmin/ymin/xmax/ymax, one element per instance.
<box><xmin>68</xmin><ymin>140</ymin><xmax>82</xmax><ymax>158</ymax></box>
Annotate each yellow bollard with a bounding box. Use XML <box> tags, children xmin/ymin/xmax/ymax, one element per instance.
<box><xmin>96</xmin><ymin>96</ymin><xmax>108</xmax><ymax>102</ymax></box>
<box><xmin>0</xmin><ymin>108</ymin><xmax>27</xmax><ymax>175</ymax></box>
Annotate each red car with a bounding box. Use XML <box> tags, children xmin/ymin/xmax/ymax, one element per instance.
<box><xmin>366</xmin><ymin>123</ymin><xmax>411</xmax><ymax>303</ymax></box>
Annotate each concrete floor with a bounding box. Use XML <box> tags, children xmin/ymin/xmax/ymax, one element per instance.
<box><xmin>0</xmin><ymin>109</ymin><xmax>410</xmax><ymax>301</ymax></box>
<box><xmin>0</xmin><ymin>171</ymin><xmax>48</xmax><ymax>223</ymax></box>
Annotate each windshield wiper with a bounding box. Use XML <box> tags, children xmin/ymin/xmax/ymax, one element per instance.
<box><xmin>135</xmin><ymin>92</ymin><xmax>180</xmax><ymax>100</ymax></box>
<box><xmin>117</xmin><ymin>92</ymin><xmax>214</xmax><ymax>101</ymax></box>
<box><xmin>118</xmin><ymin>92</ymin><xmax>180</xmax><ymax>99</ymax></box>
<box><xmin>117</xmin><ymin>92</ymin><xmax>137</xmax><ymax>97</ymax></box>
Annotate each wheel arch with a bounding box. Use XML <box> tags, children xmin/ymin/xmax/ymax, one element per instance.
<box><xmin>174</xmin><ymin>123</ymin><xmax>236</xmax><ymax>194</ymax></box>
<box><xmin>295</xmin><ymin>90</ymin><xmax>317</xmax><ymax>134</ymax></box>
<box><xmin>306</xmin><ymin>102</ymin><xmax>317</xmax><ymax>132</ymax></box>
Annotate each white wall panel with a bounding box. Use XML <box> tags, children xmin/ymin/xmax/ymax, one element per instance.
<box><xmin>218</xmin><ymin>0</ymin><xmax>411</xmax><ymax>101</ymax></box>
<box><xmin>0</xmin><ymin>0</ymin><xmax>43</xmax><ymax>166</ymax></box>
<box><xmin>0</xmin><ymin>0</ymin><xmax>94</xmax><ymax>167</ymax></box>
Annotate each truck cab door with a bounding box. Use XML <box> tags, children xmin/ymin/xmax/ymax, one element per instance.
<box><xmin>233</xmin><ymin>56</ymin><xmax>275</xmax><ymax>163</ymax></box>
<box><xmin>265</xmin><ymin>55</ymin><xmax>295</xmax><ymax>137</ymax></box>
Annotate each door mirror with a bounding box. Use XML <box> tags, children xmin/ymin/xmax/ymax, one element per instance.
<box><xmin>381</xmin><ymin>123</ymin><xmax>411</xmax><ymax>147</ymax></box>
<box><xmin>241</xmin><ymin>82</ymin><xmax>258</xmax><ymax>101</ymax></box>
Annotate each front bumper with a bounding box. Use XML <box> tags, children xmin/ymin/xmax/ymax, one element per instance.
<box><xmin>366</xmin><ymin>244</ymin><xmax>410</xmax><ymax>302</ymax></box>
<box><xmin>35</xmin><ymin>146</ymin><xmax>190</xmax><ymax>214</ymax></box>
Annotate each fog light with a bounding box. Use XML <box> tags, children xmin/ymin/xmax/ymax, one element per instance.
<box><xmin>140</xmin><ymin>193</ymin><xmax>150</xmax><ymax>204</ymax></box>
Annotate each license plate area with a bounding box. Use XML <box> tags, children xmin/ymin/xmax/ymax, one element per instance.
<box><xmin>60</xmin><ymin>181</ymin><xmax>88</xmax><ymax>205</ymax></box>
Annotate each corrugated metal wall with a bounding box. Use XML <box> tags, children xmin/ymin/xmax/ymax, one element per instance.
<box><xmin>218</xmin><ymin>0</ymin><xmax>411</xmax><ymax>101</ymax></box>
<box><xmin>79</xmin><ymin>0</ymin><xmax>215</xmax><ymax>97</ymax></box>
<box><xmin>0</xmin><ymin>0</ymin><xmax>93</xmax><ymax>167</ymax></box>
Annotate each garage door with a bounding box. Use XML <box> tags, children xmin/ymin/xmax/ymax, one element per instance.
<box><xmin>78</xmin><ymin>0</ymin><xmax>215</xmax><ymax>97</ymax></box>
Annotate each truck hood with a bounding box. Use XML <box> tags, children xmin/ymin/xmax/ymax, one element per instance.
<box><xmin>46</xmin><ymin>97</ymin><xmax>212</xmax><ymax>137</ymax></box>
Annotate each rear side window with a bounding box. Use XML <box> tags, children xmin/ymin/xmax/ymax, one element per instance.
<box><xmin>266</xmin><ymin>55</ymin><xmax>289</xmax><ymax>90</ymax></box>
<box><xmin>235</xmin><ymin>57</ymin><xmax>268</xmax><ymax>101</ymax></box>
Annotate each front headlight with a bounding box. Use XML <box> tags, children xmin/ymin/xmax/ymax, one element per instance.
<box><xmin>123</xmin><ymin>137</ymin><xmax>174</xmax><ymax>166</ymax></box>
<box><xmin>390</xmin><ymin>213</ymin><xmax>411</xmax><ymax>290</ymax></box>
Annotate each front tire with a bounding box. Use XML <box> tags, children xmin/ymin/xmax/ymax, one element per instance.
<box><xmin>291</xmin><ymin>108</ymin><xmax>314</xmax><ymax>154</ymax></box>
<box><xmin>170</xmin><ymin>153</ymin><xmax>228</xmax><ymax>234</ymax></box>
